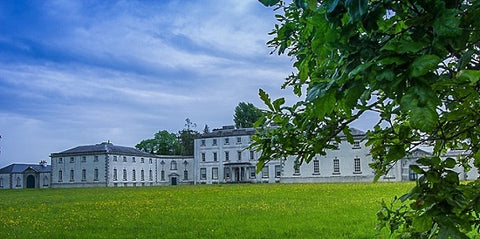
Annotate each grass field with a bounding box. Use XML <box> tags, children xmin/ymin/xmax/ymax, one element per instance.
<box><xmin>0</xmin><ymin>182</ymin><xmax>413</xmax><ymax>239</ymax></box>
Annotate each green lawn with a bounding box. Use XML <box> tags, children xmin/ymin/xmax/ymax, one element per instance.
<box><xmin>0</xmin><ymin>182</ymin><xmax>413</xmax><ymax>239</ymax></box>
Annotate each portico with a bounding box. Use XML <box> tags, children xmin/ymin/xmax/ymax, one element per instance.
<box><xmin>224</xmin><ymin>162</ymin><xmax>252</xmax><ymax>183</ymax></box>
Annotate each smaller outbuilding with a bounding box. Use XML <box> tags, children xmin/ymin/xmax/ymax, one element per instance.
<box><xmin>0</xmin><ymin>161</ymin><xmax>51</xmax><ymax>189</ymax></box>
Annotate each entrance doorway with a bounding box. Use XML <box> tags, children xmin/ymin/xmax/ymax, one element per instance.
<box><xmin>171</xmin><ymin>177</ymin><xmax>177</xmax><ymax>185</ymax></box>
<box><xmin>26</xmin><ymin>175</ymin><xmax>35</xmax><ymax>188</ymax></box>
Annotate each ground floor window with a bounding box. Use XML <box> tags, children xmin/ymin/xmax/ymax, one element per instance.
<box><xmin>333</xmin><ymin>158</ymin><xmax>340</xmax><ymax>174</ymax></box>
<box><xmin>224</xmin><ymin>167</ymin><xmax>230</xmax><ymax>179</ymax></box>
<box><xmin>70</xmin><ymin>170</ymin><xmax>75</xmax><ymax>182</ymax></box>
<box><xmin>275</xmin><ymin>165</ymin><xmax>282</xmax><ymax>178</ymax></box>
<box><xmin>354</xmin><ymin>158</ymin><xmax>361</xmax><ymax>173</ymax></box>
<box><xmin>113</xmin><ymin>169</ymin><xmax>118</xmax><ymax>181</ymax></box>
<box><xmin>161</xmin><ymin>170</ymin><xmax>165</xmax><ymax>181</ymax></box>
<box><xmin>82</xmin><ymin>169</ymin><xmax>86</xmax><ymax>181</ymax></box>
<box><xmin>313</xmin><ymin>160</ymin><xmax>320</xmax><ymax>174</ymax></box>
<box><xmin>250</xmin><ymin>166</ymin><xmax>256</xmax><ymax>179</ymax></box>
<box><xmin>183</xmin><ymin>170</ymin><xmax>188</xmax><ymax>180</ymax></box>
<box><xmin>200</xmin><ymin>168</ymin><xmax>207</xmax><ymax>180</ymax></box>
<box><xmin>94</xmin><ymin>168</ymin><xmax>99</xmax><ymax>181</ymax></box>
<box><xmin>59</xmin><ymin>170</ymin><xmax>63</xmax><ymax>182</ymax></box>
<box><xmin>212</xmin><ymin>167</ymin><xmax>218</xmax><ymax>180</ymax></box>
<box><xmin>262</xmin><ymin>166</ymin><xmax>269</xmax><ymax>178</ymax></box>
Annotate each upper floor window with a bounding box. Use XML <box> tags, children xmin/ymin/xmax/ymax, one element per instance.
<box><xmin>171</xmin><ymin>161</ymin><xmax>177</xmax><ymax>170</ymax></box>
<box><xmin>212</xmin><ymin>139</ymin><xmax>217</xmax><ymax>146</ymax></box>
<box><xmin>58</xmin><ymin>158</ymin><xmax>63</xmax><ymax>164</ymax></box>
<box><xmin>250</xmin><ymin>151</ymin><xmax>255</xmax><ymax>160</ymax></box>
<box><xmin>201</xmin><ymin>153</ymin><xmax>206</xmax><ymax>162</ymax></box>
<box><xmin>81</xmin><ymin>156</ymin><xmax>86</xmax><ymax>163</ymax></box>
<box><xmin>70</xmin><ymin>157</ymin><xmax>75</xmax><ymax>163</ymax></box>
<box><xmin>113</xmin><ymin>156</ymin><xmax>118</xmax><ymax>162</ymax></box>
<box><xmin>141</xmin><ymin>158</ymin><xmax>144</xmax><ymax>163</ymax></box>
<box><xmin>213</xmin><ymin>152</ymin><xmax>218</xmax><ymax>162</ymax></box>
<box><xmin>94</xmin><ymin>156</ymin><xmax>99</xmax><ymax>162</ymax></box>
<box><xmin>353</xmin><ymin>141</ymin><xmax>361</xmax><ymax>149</ymax></box>
<box><xmin>132</xmin><ymin>157</ymin><xmax>136</xmax><ymax>163</ymax></box>
<box><xmin>238</xmin><ymin>151</ymin><xmax>242</xmax><ymax>161</ymax></box>
<box><xmin>123</xmin><ymin>156</ymin><xmax>127</xmax><ymax>162</ymax></box>
<box><xmin>224</xmin><ymin>138</ymin><xmax>229</xmax><ymax>145</ymax></box>
<box><xmin>225</xmin><ymin>151</ymin><xmax>229</xmax><ymax>161</ymax></box>
<box><xmin>149</xmin><ymin>158</ymin><xmax>153</xmax><ymax>164</ymax></box>
<box><xmin>201</xmin><ymin>139</ymin><xmax>206</xmax><ymax>146</ymax></box>
<box><xmin>236</xmin><ymin>137</ymin><xmax>242</xmax><ymax>144</ymax></box>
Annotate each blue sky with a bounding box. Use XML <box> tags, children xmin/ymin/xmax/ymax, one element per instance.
<box><xmin>0</xmin><ymin>0</ymin><xmax>375</xmax><ymax>167</ymax></box>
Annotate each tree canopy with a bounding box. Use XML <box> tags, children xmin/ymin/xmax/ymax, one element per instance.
<box><xmin>255</xmin><ymin>0</ymin><xmax>480</xmax><ymax>237</ymax></box>
<box><xmin>233</xmin><ymin>102</ymin><xmax>265</xmax><ymax>128</ymax></box>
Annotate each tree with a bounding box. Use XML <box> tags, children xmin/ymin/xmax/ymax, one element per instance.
<box><xmin>254</xmin><ymin>0</ymin><xmax>480</xmax><ymax>238</ymax></box>
<box><xmin>136</xmin><ymin>130</ymin><xmax>182</xmax><ymax>155</ymax></box>
<box><xmin>177</xmin><ymin>118</ymin><xmax>200</xmax><ymax>156</ymax></box>
<box><xmin>233</xmin><ymin>102</ymin><xmax>265</xmax><ymax>128</ymax></box>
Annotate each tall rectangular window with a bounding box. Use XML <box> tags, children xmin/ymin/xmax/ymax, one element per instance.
<box><xmin>113</xmin><ymin>169</ymin><xmax>118</xmax><ymax>181</ymax></box>
<box><xmin>132</xmin><ymin>157</ymin><xmax>136</xmax><ymax>163</ymax></box>
<box><xmin>201</xmin><ymin>139</ymin><xmax>206</xmax><ymax>146</ymax></box>
<box><xmin>236</xmin><ymin>137</ymin><xmax>242</xmax><ymax>144</ymax></box>
<box><xmin>212</xmin><ymin>139</ymin><xmax>217</xmax><ymax>146</ymax></box>
<box><xmin>262</xmin><ymin>166</ymin><xmax>269</xmax><ymax>178</ymax></box>
<box><xmin>225</xmin><ymin>167</ymin><xmax>230</xmax><ymax>179</ymax></box>
<box><xmin>149</xmin><ymin>170</ymin><xmax>153</xmax><ymax>181</ymax></box>
<box><xmin>353</xmin><ymin>141</ymin><xmax>360</xmax><ymax>149</ymax></box>
<box><xmin>200</xmin><ymin>168</ymin><xmax>207</xmax><ymax>180</ymax></box>
<box><xmin>238</xmin><ymin>151</ymin><xmax>242</xmax><ymax>161</ymax></box>
<box><xmin>184</xmin><ymin>170</ymin><xmax>188</xmax><ymax>180</ymax></box>
<box><xmin>161</xmin><ymin>170</ymin><xmax>165</xmax><ymax>181</ymax></box>
<box><xmin>225</xmin><ymin>151</ymin><xmax>229</xmax><ymax>161</ymax></box>
<box><xmin>141</xmin><ymin>158</ymin><xmax>144</xmax><ymax>163</ymax></box>
<box><xmin>82</xmin><ymin>169</ymin><xmax>86</xmax><ymax>181</ymax></box>
<box><xmin>123</xmin><ymin>156</ymin><xmax>127</xmax><ymax>162</ymax></box>
<box><xmin>70</xmin><ymin>170</ymin><xmax>75</xmax><ymax>182</ymax></box>
<box><xmin>201</xmin><ymin>153</ymin><xmax>206</xmax><ymax>162</ymax></box>
<box><xmin>213</xmin><ymin>152</ymin><xmax>217</xmax><ymax>162</ymax></box>
<box><xmin>313</xmin><ymin>160</ymin><xmax>320</xmax><ymax>174</ymax></box>
<box><xmin>94</xmin><ymin>156</ymin><xmax>99</xmax><ymax>162</ymax></box>
<box><xmin>250</xmin><ymin>151</ymin><xmax>255</xmax><ymax>160</ymax></box>
<box><xmin>59</xmin><ymin>158</ymin><xmax>63</xmax><ymax>163</ymax></box>
<box><xmin>354</xmin><ymin>158</ymin><xmax>361</xmax><ymax>173</ymax></box>
<box><xmin>294</xmin><ymin>166</ymin><xmax>300</xmax><ymax>175</ymax></box>
<box><xmin>113</xmin><ymin>156</ymin><xmax>118</xmax><ymax>162</ymax></box>
<box><xmin>94</xmin><ymin>169</ymin><xmax>99</xmax><ymax>181</ymax></box>
<box><xmin>250</xmin><ymin>166</ymin><xmax>256</xmax><ymax>178</ymax></box>
<box><xmin>81</xmin><ymin>156</ymin><xmax>86</xmax><ymax>163</ymax></box>
<box><xmin>212</xmin><ymin>167</ymin><xmax>218</xmax><ymax>180</ymax></box>
<box><xmin>70</xmin><ymin>157</ymin><xmax>75</xmax><ymax>163</ymax></box>
<box><xmin>224</xmin><ymin>138</ymin><xmax>229</xmax><ymax>145</ymax></box>
<box><xmin>132</xmin><ymin>169</ymin><xmax>136</xmax><ymax>181</ymax></box>
<box><xmin>333</xmin><ymin>158</ymin><xmax>340</xmax><ymax>174</ymax></box>
<box><xmin>275</xmin><ymin>165</ymin><xmax>282</xmax><ymax>178</ymax></box>
<box><xmin>141</xmin><ymin>170</ymin><xmax>145</xmax><ymax>181</ymax></box>
<box><xmin>58</xmin><ymin>170</ymin><xmax>63</xmax><ymax>182</ymax></box>
<box><xmin>123</xmin><ymin>169</ymin><xmax>127</xmax><ymax>181</ymax></box>
<box><xmin>149</xmin><ymin>158</ymin><xmax>153</xmax><ymax>164</ymax></box>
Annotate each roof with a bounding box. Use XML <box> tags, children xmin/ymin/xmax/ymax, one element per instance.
<box><xmin>200</xmin><ymin>126</ymin><xmax>366</xmax><ymax>139</ymax></box>
<box><xmin>50</xmin><ymin>142</ymin><xmax>156</xmax><ymax>158</ymax></box>
<box><xmin>0</xmin><ymin>164</ymin><xmax>51</xmax><ymax>174</ymax></box>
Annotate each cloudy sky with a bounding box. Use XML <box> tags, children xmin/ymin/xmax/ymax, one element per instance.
<box><xmin>0</xmin><ymin>0</ymin><xmax>375</xmax><ymax>167</ymax></box>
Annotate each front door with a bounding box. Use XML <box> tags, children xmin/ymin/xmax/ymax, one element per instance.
<box><xmin>26</xmin><ymin>175</ymin><xmax>35</xmax><ymax>188</ymax></box>
<box><xmin>171</xmin><ymin>177</ymin><xmax>177</xmax><ymax>185</ymax></box>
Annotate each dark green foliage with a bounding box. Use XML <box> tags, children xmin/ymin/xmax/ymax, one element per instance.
<box><xmin>256</xmin><ymin>0</ymin><xmax>480</xmax><ymax>237</ymax></box>
<box><xmin>233</xmin><ymin>102</ymin><xmax>265</xmax><ymax>128</ymax></box>
<box><xmin>136</xmin><ymin>130</ymin><xmax>182</xmax><ymax>155</ymax></box>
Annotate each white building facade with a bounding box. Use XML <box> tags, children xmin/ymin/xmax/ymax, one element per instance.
<box><xmin>50</xmin><ymin>142</ymin><xmax>194</xmax><ymax>188</ymax></box>
<box><xmin>0</xmin><ymin>163</ymin><xmax>51</xmax><ymax>189</ymax></box>
<box><xmin>194</xmin><ymin>126</ymin><xmax>281</xmax><ymax>184</ymax></box>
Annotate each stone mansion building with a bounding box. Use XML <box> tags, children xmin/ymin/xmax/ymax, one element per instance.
<box><xmin>1</xmin><ymin>126</ymin><xmax>477</xmax><ymax>189</ymax></box>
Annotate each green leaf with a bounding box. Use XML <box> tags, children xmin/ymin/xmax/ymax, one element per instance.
<box><xmin>272</xmin><ymin>98</ymin><xmax>285</xmax><ymax>111</ymax></box>
<box><xmin>457</xmin><ymin>70</ymin><xmax>480</xmax><ymax>84</ymax></box>
<box><xmin>259</xmin><ymin>89</ymin><xmax>274</xmax><ymax>111</ymax></box>
<box><xmin>259</xmin><ymin>0</ymin><xmax>280</xmax><ymax>7</ymax></box>
<box><xmin>410</xmin><ymin>165</ymin><xmax>424</xmax><ymax>174</ymax></box>
<box><xmin>345</xmin><ymin>0</ymin><xmax>367</xmax><ymax>22</ymax></box>
<box><xmin>433</xmin><ymin>9</ymin><xmax>461</xmax><ymax>38</ymax></box>
<box><xmin>413</xmin><ymin>214</ymin><xmax>432</xmax><ymax>232</ymax></box>
<box><xmin>386</xmin><ymin>144</ymin><xmax>406</xmax><ymax>161</ymax></box>
<box><xmin>444</xmin><ymin>157</ymin><xmax>456</xmax><ymax>169</ymax></box>
<box><xmin>326</xmin><ymin>0</ymin><xmax>341</xmax><ymax>13</ymax></box>
<box><xmin>457</xmin><ymin>50</ymin><xmax>474</xmax><ymax>70</ymax></box>
<box><xmin>410</xmin><ymin>55</ymin><xmax>441</xmax><ymax>78</ymax></box>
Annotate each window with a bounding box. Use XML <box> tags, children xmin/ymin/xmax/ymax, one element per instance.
<box><xmin>70</xmin><ymin>170</ymin><xmax>75</xmax><ymax>182</ymax></box>
<box><xmin>225</xmin><ymin>151</ymin><xmax>229</xmax><ymax>161</ymax></box>
<box><xmin>58</xmin><ymin>170</ymin><xmax>63</xmax><ymax>182</ymax></box>
<box><xmin>250</xmin><ymin>151</ymin><xmax>255</xmax><ymax>160</ymax></box>
<box><xmin>123</xmin><ymin>169</ymin><xmax>127</xmax><ymax>181</ymax></box>
<box><xmin>201</xmin><ymin>139</ymin><xmax>206</xmax><ymax>146</ymax></box>
<box><xmin>149</xmin><ymin>170</ymin><xmax>153</xmax><ymax>181</ymax></box>
<box><xmin>224</xmin><ymin>138</ymin><xmax>229</xmax><ymax>145</ymax></box>
<box><xmin>94</xmin><ymin>169</ymin><xmax>99</xmax><ymax>181</ymax></box>
<box><xmin>132</xmin><ymin>169</ymin><xmax>136</xmax><ymax>181</ymax></box>
<box><xmin>212</xmin><ymin>167</ymin><xmax>218</xmax><ymax>180</ymax></box>
<box><xmin>171</xmin><ymin>161</ymin><xmax>177</xmax><ymax>170</ymax></box>
<box><xmin>82</xmin><ymin>169</ymin><xmax>86</xmax><ymax>181</ymax></box>
<box><xmin>236</xmin><ymin>137</ymin><xmax>242</xmax><ymax>144</ymax></box>
<box><xmin>123</xmin><ymin>156</ymin><xmax>127</xmax><ymax>162</ymax></box>
<box><xmin>0</xmin><ymin>177</ymin><xmax>3</xmax><ymax>188</ymax></box>
<box><xmin>333</xmin><ymin>158</ymin><xmax>340</xmax><ymax>174</ymax></box>
<box><xmin>94</xmin><ymin>156</ymin><xmax>99</xmax><ymax>162</ymax></box>
<box><xmin>238</xmin><ymin>151</ymin><xmax>242</xmax><ymax>161</ymax></box>
<box><xmin>161</xmin><ymin>170</ymin><xmax>165</xmax><ymax>181</ymax></box>
<box><xmin>225</xmin><ymin>167</ymin><xmax>230</xmax><ymax>179</ymax></box>
<box><xmin>16</xmin><ymin>177</ymin><xmax>21</xmax><ymax>187</ymax></box>
<box><xmin>184</xmin><ymin>170</ymin><xmax>188</xmax><ymax>180</ymax></box>
<box><xmin>141</xmin><ymin>170</ymin><xmax>145</xmax><ymax>181</ymax></box>
<box><xmin>200</xmin><ymin>168</ymin><xmax>207</xmax><ymax>180</ymax></box>
<box><xmin>70</xmin><ymin>157</ymin><xmax>75</xmax><ymax>163</ymax></box>
<box><xmin>43</xmin><ymin>176</ymin><xmax>49</xmax><ymax>186</ymax></box>
<box><xmin>149</xmin><ymin>158</ymin><xmax>153</xmax><ymax>164</ymax></box>
<box><xmin>81</xmin><ymin>156</ymin><xmax>86</xmax><ymax>163</ymax></box>
<box><xmin>132</xmin><ymin>157</ymin><xmax>136</xmax><ymax>163</ymax></box>
<box><xmin>354</xmin><ymin>158</ymin><xmax>361</xmax><ymax>173</ymax></box>
<box><xmin>353</xmin><ymin>141</ymin><xmax>360</xmax><ymax>149</ymax></box>
<box><xmin>212</xmin><ymin>139</ymin><xmax>217</xmax><ymax>146</ymax></box>
<box><xmin>294</xmin><ymin>166</ymin><xmax>300</xmax><ymax>175</ymax></box>
<box><xmin>113</xmin><ymin>156</ymin><xmax>118</xmax><ymax>162</ymax></box>
<box><xmin>213</xmin><ymin>152</ymin><xmax>217</xmax><ymax>162</ymax></box>
<box><xmin>313</xmin><ymin>160</ymin><xmax>320</xmax><ymax>174</ymax></box>
<box><xmin>113</xmin><ymin>169</ymin><xmax>118</xmax><ymax>181</ymax></box>
<box><xmin>275</xmin><ymin>165</ymin><xmax>282</xmax><ymax>178</ymax></box>
<box><xmin>201</xmin><ymin>153</ymin><xmax>206</xmax><ymax>162</ymax></box>
<box><xmin>250</xmin><ymin>166</ymin><xmax>256</xmax><ymax>178</ymax></box>
<box><xmin>141</xmin><ymin>158</ymin><xmax>144</xmax><ymax>163</ymax></box>
<box><xmin>262</xmin><ymin>166</ymin><xmax>269</xmax><ymax>178</ymax></box>
<box><xmin>59</xmin><ymin>158</ymin><xmax>63</xmax><ymax>164</ymax></box>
